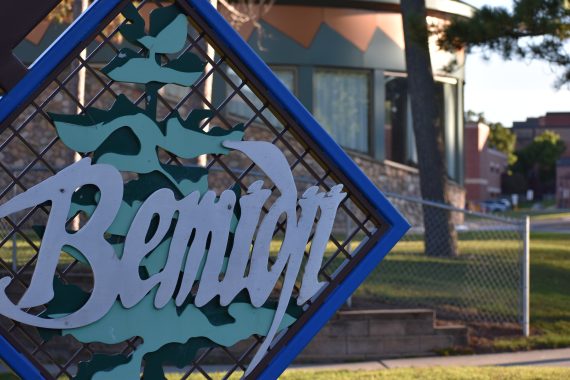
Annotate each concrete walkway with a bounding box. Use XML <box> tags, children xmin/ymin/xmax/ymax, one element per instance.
<box><xmin>3</xmin><ymin>349</ymin><xmax>568</xmax><ymax>376</ymax></box>
<box><xmin>287</xmin><ymin>348</ymin><xmax>570</xmax><ymax>371</ymax></box>
<box><xmin>168</xmin><ymin>348</ymin><xmax>570</xmax><ymax>374</ymax></box>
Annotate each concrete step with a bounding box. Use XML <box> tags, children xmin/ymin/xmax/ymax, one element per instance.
<box><xmin>298</xmin><ymin>308</ymin><xmax>467</xmax><ymax>362</ymax></box>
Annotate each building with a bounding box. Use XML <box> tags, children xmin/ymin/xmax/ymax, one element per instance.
<box><xmin>212</xmin><ymin>0</ymin><xmax>474</xmax><ymax>207</ymax></box>
<box><xmin>512</xmin><ymin>112</ymin><xmax>570</xmax><ymax>158</ymax></box>
<box><xmin>6</xmin><ymin>0</ymin><xmax>474</xmax><ymax>209</ymax></box>
<box><xmin>464</xmin><ymin>122</ymin><xmax>508</xmax><ymax>202</ymax></box>
<box><xmin>513</xmin><ymin>112</ymin><xmax>570</xmax><ymax>200</ymax></box>
<box><xmin>557</xmin><ymin>158</ymin><xmax>570</xmax><ymax>208</ymax></box>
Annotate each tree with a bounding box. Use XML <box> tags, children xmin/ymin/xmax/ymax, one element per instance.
<box><xmin>465</xmin><ymin>110</ymin><xmax>485</xmax><ymax>123</ymax></box>
<box><xmin>489</xmin><ymin>123</ymin><xmax>518</xmax><ymax>166</ymax></box>
<box><xmin>438</xmin><ymin>0</ymin><xmax>570</xmax><ymax>88</ymax></box>
<box><xmin>218</xmin><ymin>0</ymin><xmax>274</xmax><ymax>32</ymax></box>
<box><xmin>401</xmin><ymin>0</ymin><xmax>458</xmax><ymax>257</ymax></box>
<box><xmin>514</xmin><ymin>130</ymin><xmax>566</xmax><ymax>196</ymax></box>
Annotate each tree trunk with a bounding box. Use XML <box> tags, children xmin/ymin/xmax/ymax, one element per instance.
<box><xmin>400</xmin><ymin>0</ymin><xmax>457</xmax><ymax>257</ymax></box>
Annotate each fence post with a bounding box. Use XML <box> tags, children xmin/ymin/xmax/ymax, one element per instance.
<box><xmin>11</xmin><ymin>234</ymin><xmax>17</xmax><ymax>272</ymax></box>
<box><xmin>522</xmin><ymin>215</ymin><xmax>530</xmax><ymax>337</ymax></box>
<box><xmin>346</xmin><ymin>212</ymin><xmax>353</xmax><ymax>308</ymax></box>
<box><xmin>11</xmin><ymin>186</ymin><xmax>17</xmax><ymax>271</ymax></box>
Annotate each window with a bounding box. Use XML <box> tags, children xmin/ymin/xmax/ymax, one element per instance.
<box><xmin>384</xmin><ymin>74</ymin><xmax>460</xmax><ymax>182</ymax></box>
<box><xmin>313</xmin><ymin>69</ymin><xmax>370</xmax><ymax>153</ymax></box>
<box><xmin>439</xmin><ymin>81</ymin><xmax>459</xmax><ymax>181</ymax></box>
<box><xmin>384</xmin><ymin>75</ymin><xmax>415</xmax><ymax>165</ymax></box>
<box><xmin>226</xmin><ymin>67</ymin><xmax>295</xmax><ymax>127</ymax></box>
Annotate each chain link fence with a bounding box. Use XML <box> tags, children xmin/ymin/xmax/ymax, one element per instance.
<box><xmin>0</xmin><ymin>218</ymin><xmax>15</xmax><ymax>271</ymax></box>
<box><xmin>352</xmin><ymin>192</ymin><xmax>529</xmax><ymax>332</ymax></box>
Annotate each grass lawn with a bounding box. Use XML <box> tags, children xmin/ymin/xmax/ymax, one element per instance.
<box><xmin>360</xmin><ymin>231</ymin><xmax>570</xmax><ymax>352</ymax></box>
<box><xmin>282</xmin><ymin>368</ymin><xmax>570</xmax><ymax>379</ymax></box>
<box><xmin>351</xmin><ymin>231</ymin><xmax>570</xmax><ymax>352</ymax></box>
<box><xmin>1</xmin><ymin>231</ymin><xmax>569</xmax><ymax>352</ymax></box>
<box><xmin>528</xmin><ymin>212</ymin><xmax>570</xmax><ymax>222</ymax></box>
<box><xmin>279</xmin><ymin>368</ymin><xmax>570</xmax><ymax>379</ymax></box>
<box><xmin>355</xmin><ymin>232</ymin><xmax>523</xmax><ymax>321</ymax></box>
<box><xmin>2</xmin><ymin>367</ymin><xmax>570</xmax><ymax>379</ymax></box>
<box><xmin>162</xmin><ymin>368</ymin><xmax>570</xmax><ymax>379</ymax></box>
<box><xmin>492</xmin><ymin>232</ymin><xmax>570</xmax><ymax>351</ymax></box>
<box><xmin>501</xmin><ymin>209</ymin><xmax>570</xmax><ymax>221</ymax></box>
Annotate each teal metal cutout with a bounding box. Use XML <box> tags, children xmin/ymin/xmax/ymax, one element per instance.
<box><xmin>31</xmin><ymin>4</ymin><xmax>286</xmax><ymax>378</ymax></box>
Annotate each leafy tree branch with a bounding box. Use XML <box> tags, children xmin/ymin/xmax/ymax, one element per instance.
<box><xmin>438</xmin><ymin>0</ymin><xmax>570</xmax><ymax>87</ymax></box>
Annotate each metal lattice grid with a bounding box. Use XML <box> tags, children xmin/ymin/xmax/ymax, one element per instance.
<box><xmin>0</xmin><ymin>1</ymin><xmax>388</xmax><ymax>378</ymax></box>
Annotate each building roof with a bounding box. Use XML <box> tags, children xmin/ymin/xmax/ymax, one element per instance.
<box><xmin>278</xmin><ymin>1</ymin><xmax>475</xmax><ymax>17</ymax></box>
<box><xmin>14</xmin><ymin>0</ymin><xmax>475</xmax><ymax>64</ymax></box>
<box><xmin>513</xmin><ymin>113</ymin><xmax>570</xmax><ymax>129</ymax></box>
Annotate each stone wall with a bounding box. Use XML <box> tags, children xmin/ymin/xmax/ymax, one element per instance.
<box><xmin>197</xmin><ymin>308</ymin><xmax>468</xmax><ymax>364</ymax></box>
<box><xmin>351</xmin><ymin>154</ymin><xmax>465</xmax><ymax>226</ymax></box>
<box><xmin>352</xmin><ymin>154</ymin><xmax>465</xmax><ymax>205</ymax></box>
<box><xmin>205</xmin><ymin>121</ymin><xmax>466</xmax><ymax>229</ymax></box>
<box><xmin>300</xmin><ymin>309</ymin><xmax>467</xmax><ymax>362</ymax></box>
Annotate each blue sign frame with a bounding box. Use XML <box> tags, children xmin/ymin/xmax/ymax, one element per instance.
<box><xmin>0</xmin><ymin>1</ymin><xmax>410</xmax><ymax>378</ymax></box>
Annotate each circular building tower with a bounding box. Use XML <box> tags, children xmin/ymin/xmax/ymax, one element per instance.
<box><xmin>214</xmin><ymin>0</ymin><xmax>474</xmax><ymax>203</ymax></box>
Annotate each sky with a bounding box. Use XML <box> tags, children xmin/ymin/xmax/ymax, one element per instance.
<box><xmin>462</xmin><ymin>0</ymin><xmax>570</xmax><ymax>126</ymax></box>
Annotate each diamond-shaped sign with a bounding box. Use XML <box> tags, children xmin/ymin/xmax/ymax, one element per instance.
<box><xmin>0</xmin><ymin>1</ymin><xmax>409</xmax><ymax>378</ymax></box>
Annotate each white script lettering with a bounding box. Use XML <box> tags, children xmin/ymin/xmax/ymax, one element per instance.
<box><xmin>0</xmin><ymin>141</ymin><xmax>345</xmax><ymax>366</ymax></box>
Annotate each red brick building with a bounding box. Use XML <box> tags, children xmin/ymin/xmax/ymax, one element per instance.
<box><xmin>514</xmin><ymin>112</ymin><xmax>570</xmax><ymax>204</ymax></box>
<box><xmin>465</xmin><ymin>122</ymin><xmax>508</xmax><ymax>202</ymax></box>
<box><xmin>512</xmin><ymin>112</ymin><xmax>570</xmax><ymax>158</ymax></box>
<box><xmin>557</xmin><ymin>158</ymin><xmax>570</xmax><ymax>208</ymax></box>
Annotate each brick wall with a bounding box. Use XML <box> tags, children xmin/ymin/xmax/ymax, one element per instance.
<box><xmin>557</xmin><ymin>161</ymin><xmax>570</xmax><ymax>208</ymax></box>
<box><xmin>464</xmin><ymin>122</ymin><xmax>508</xmax><ymax>202</ymax></box>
